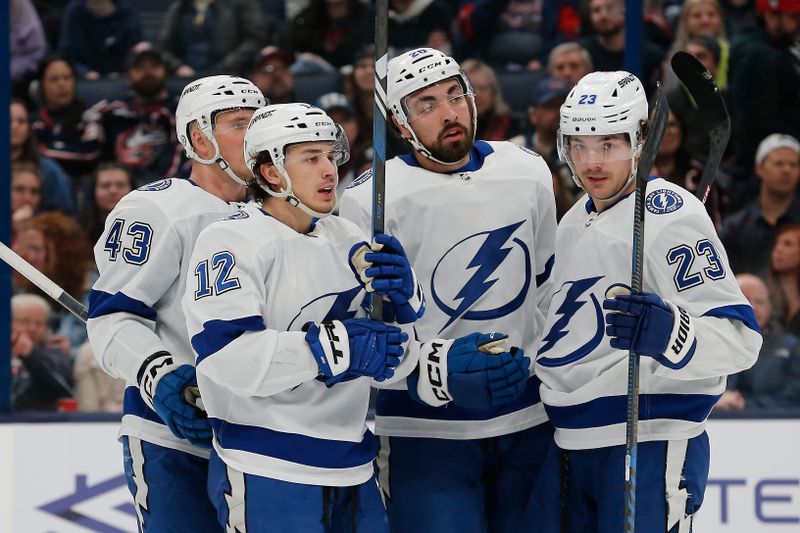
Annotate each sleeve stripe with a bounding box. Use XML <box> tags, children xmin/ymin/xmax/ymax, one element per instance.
<box><xmin>87</xmin><ymin>289</ymin><xmax>157</xmax><ymax>321</ymax></box>
<box><xmin>191</xmin><ymin>315</ymin><xmax>266</xmax><ymax>363</ymax></box>
<box><xmin>702</xmin><ymin>304</ymin><xmax>761</xmax><ymax>334</ymax></box>
<box><xmin>535</xmin><ymin>254</ymin><xmax>555</xmax><ymax>288</ymax></box>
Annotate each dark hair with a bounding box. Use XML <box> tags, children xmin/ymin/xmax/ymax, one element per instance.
<box><xmin>246</xmin><ymin>152</ymin><xmax>275</xmax><ymax>203</ymax></box>
<box><xmin>686</xmin><ymin>34</ymin><xmax>722</xmax><ymax>67</ymax></box>
<box><xmin>768</xmin><ymin>224</ymin><xmax>800</xmax><ymax>327</ymax></box>
<box><xmin>34</xmin><ymin>55</ymin><xmax>87</xmax><ymax>135</ymax></box>
<box><xmin>10</xmin><ymin>98</ymin><xmax>40</xmax><ymax>165</ymax></box>
<box><xmin>12</xmin><ymin>160</ymin><xmax>42</xmax><ymax>182</ymax></box>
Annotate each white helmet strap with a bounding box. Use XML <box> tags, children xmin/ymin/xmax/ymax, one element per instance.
<box><xmin>257</xmin><ymin>160</ymin><xmax>337</xmax><ymax>219</ymax></box>
<box><xmin>189</xmin><ymin>120</ymin><xmax>249</xmax><ymax>187</ymax></box>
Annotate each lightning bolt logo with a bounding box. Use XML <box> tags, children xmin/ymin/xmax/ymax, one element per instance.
<box><xmin>537</xmin><ymin>276</ymin><xmax>605</xmax><ymax>367</ymax></box>
<box><xmin>287</xmin><ymin>286</ymin><xmax>362</xmax><ymax>330</ymax></box>
<box><xmin>431</xmin><ymin>221</ymin><xmax>530</xmax><ymax>333</ymax></box>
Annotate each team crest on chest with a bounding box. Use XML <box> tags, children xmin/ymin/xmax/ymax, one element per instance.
<box><xmin>645</xmin><ymin>189</ymin><xmax>683</xmax><ymax>214</ymax></box>
<box><xmin>430</xmin><ymin>221</ymin><xmax>531</xmax><ymax>334</ymax></box>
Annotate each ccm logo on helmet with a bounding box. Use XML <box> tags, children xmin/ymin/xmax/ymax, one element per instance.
<box><xmin>618</xmin><ymin>75</ymin><xmax>636</xmax><ymax>88</ymax></box>
<box><xmin>419</xmin><ymin>62</ymin><xmax>443</xmax><ymax>73</ymax></box>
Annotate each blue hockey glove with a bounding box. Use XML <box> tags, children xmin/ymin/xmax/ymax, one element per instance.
<box><xmin>414</xmin><ymin>332</ymin><xmax>531</xmax><ymax>410</ymax></box>
<box><xmin>305</xmin><ymin>318</ymin><xmax>408</xmax><ymax>386</ymax></box>
<box><xmin>603</xmin><ymin>289</ymin><xmax>697</xmax><ymax>369</ymax></box>
<box><xmin>349</xmin><ymin>234</ymin><xmax>425</xmax><ymax>324</ymax></box>
<box><xmin>137</xmin><ymin>352</ymin><xmax>212</xmax><ymax>448</ymax></box>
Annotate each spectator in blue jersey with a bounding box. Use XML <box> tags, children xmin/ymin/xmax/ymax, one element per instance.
<box><xmin>11</xmin><ymin>294</ymin><xmax>74</xmax><ymax>411</ymax></box>
<box><xmin>11</xmin><ymin>99</ymin><xmax>75</xmax><ymax>215</ymax></box>
<box><xmin>57</xmin><ymin>0</ymin><xmax>145</xmax><ymax>79</ymax></box>
<box><xmin>31</xmin><ymin>56</ymin><xmax>103</xmax><ymax>179</ymax></box>
<box><xmin>87</xmin><ymin>46</ymin><xmax>184</xmax><ymax>186</ymax></box>
<box><xmin>159</xmin><ymin>0</ymin><xmax>266</xmax><ymax>77</ymax></box>
<box><xmin>718</xmin><ymin>274</ymin><xmax>800</xmax><ymax>409</ymax></box>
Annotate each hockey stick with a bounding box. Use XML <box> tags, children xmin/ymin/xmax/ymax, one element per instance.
<box><xmin>0</xmin><ymin>241</ymin><xmax>87</xmax><ymax>321</ymax></box>
<box><xmin>670</xmin><ymin>51</ymin><xmax>731</xmax><ymax>205</ymax></box>
<box><xmin>370</xmin><ymin>0</ymin><xmax>389</xmax><ymax>321</ymax></box>
<box><xmin>624</xmin><ymin>82</ymin><xmax>669</xmax><ymax>533</ymax></box>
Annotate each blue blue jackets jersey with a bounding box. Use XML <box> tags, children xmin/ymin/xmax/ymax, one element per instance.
<box><xmin>87</xmin><ymin>178</ymin><xmax>240</xmax><ymax>456</ymax></box>
<box><xmin>535</xmin><ymin>178</ymin><xmax>762</xmax><ymax>450</ymax></box>
<box><xmin>339</xmin><ymin>141</ymin><xmax>558</xmax><ymax>439</ymax></box>
<box><xmin>182</xmin><ymin>203</ymin><xmax>419</xmax><ymax>486</ymax></box>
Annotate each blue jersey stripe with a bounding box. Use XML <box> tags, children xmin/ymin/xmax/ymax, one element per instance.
<box><xmin>87</xmin><ymin>290</ymin><xmax>157</xmax><ymax>321</ymax></box>
<box><xmin>191</xmin><ymin>316</ymin><xmax>266</xmax><ymax>363</ymax></box>
<box><xmin>209</xmin><ymin>419</ymin><xmax>378</xmax><ymax>469</ymax></box>
<box><xmin>703</xmin><ymin>304</ymin><xmax>760</xmax><ymax>334</ymax></box>
<box><xmin>123</xmin><ymin>386</ymin><xmax>165</xmax><ymax>425</ymax></box>
<box><xmin>545</xmin><ymin>392</ymin><xmax>720</xmax><ymax>430</ymax></box>
<box><xmin>376</xmin><ymin>376</ymin><xmax>541</xmax><ymax>421</ymax></box>
<box><xmin>536</xmin><ymin>254</ymin><xmax>555</xmax><ymax>288</ymax></box>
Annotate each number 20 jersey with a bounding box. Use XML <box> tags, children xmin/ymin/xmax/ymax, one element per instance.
<box><xmin>87</xmin><ymin>178</ymin><xmax>240</xmax><ymax>454</ymax></box>
<box><xmin>535</xmin><ymin>178</ymin><xmax>762</xmax><ymax>450</ymax></box>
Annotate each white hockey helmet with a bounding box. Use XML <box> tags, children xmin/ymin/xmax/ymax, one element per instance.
<box><xmin>244</xmin><ymin>103</ymin><xmax>350</xmax><ymax>218</ymax></box>
<box><xmin>175</xmin><ymin>75</ymin><xmax>267</xmax><ymax>185</ymax></box>
<box><xmin>558</xmin><ymin>71</ymin><xmax>649</xmax><ymax>192</ymax></box>
<box><xmin>387</xmin><ymin>48</ymin><xmax>477</xmax><ymax>165</ymax></box>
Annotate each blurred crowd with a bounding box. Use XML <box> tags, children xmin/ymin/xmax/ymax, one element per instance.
<box><xmin>7</xmin><ymin>0</ymin><xmax>800</xmax><ymax>413</ymax></box>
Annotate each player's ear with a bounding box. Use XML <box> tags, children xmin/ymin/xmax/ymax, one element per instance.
<box><xmin>392</xmin><ymin>115</ymin><xmax>411</xmax><ymax>140</ymax></box>
<box><xmin>260</xmin><ymin>163</ymin><xmax>282</xmax><ymax>189</ymax></box>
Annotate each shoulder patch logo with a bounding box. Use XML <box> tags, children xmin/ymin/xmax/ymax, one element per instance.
<box><xmin>515</xmin><ymin>145</ymin><xmax>542</xmax><ymax>158</ymax></box>
<box><xmin>222</xmin><ymin>210</ymin><xmax>250</xmax><ymax>221</ymax></box>
<box><xmin>348</xmin><ymin>169</ymin><xmax>373</xmax><ymax>189</ymax></box>
<box><xmin>137</xmin><ymin>179</ymin><xmax>172</xmax><ymax>192</ymax></box>
<box><xmin>645</xmin><ymin>189</ymin><xmax>683</xmax><ymax>215</ymax></box>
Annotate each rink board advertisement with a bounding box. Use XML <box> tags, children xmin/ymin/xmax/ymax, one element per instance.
<box><xmin>0</xmin><ymin>418</ymin><xmax>798</xmax><ymax>532</ymax></box>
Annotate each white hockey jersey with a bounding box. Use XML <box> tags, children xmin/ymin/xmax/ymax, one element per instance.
<box><xmin>339</xmin><ymin>140</ymin><xmax>558</xmax><ymax>439</ymax></box>
<box><xmin>87</xmin><ymin>178</ymin><xmax>240</xmax><ymax>455</ymax></box>
<box><xmin>535</xmin><ymin>178</ymin><xmax>762</xmax><ymax>450</ymax></box>
<box><xmin>183</xmin><ymin>203</ymin><xmax>419</xmax><ymax>486</ymax></box>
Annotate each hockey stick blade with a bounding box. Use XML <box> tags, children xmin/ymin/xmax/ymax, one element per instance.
<box><xmin>671</xmin><ymin>51</ymin><xmax>731</xmax><ymax>204</ymax></box>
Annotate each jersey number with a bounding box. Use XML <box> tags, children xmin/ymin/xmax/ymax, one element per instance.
<box><xmin>103</xmin><ymin>218</ymin><xmax>153</xmax><ymax>265</ymax></box>
<box><xmin>666</xmin><ymin>239</ymin><xmax>725</xmax><ymax>291</ymax></box>
<box><xmin>194</xmin><ymin>251</ymin><xmax>241</xmax><ymax>299</ymax></box>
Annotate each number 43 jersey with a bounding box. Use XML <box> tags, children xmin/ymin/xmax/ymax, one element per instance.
<box><xmin>87</xmin><ymin>178</ymin><xmax>240</xmax><ymax>454</ymax></box>
<box><xmin>535</xmin><ymin>177</ymin><xmax>762</xmax><ymax>451</ymax></box>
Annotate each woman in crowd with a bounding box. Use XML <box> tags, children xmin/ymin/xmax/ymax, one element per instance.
<box><xmin>11</xmin><ymin>162</ymin><xmax>42</xmax><ymax>235</ymax></box>
<box><xmin>78</xmin><ymin>162</ymin><xmax>134</xmax><ymax>243</ymax></box>
<box><xmin>462</xmin><ymin>58</ymin><xmax>519</xmax><ymax>141</ymax></box>
<box><xmin>769</xmin><ymin>224</ymin><xmax>800</xmax><ymax>336</ymax></box>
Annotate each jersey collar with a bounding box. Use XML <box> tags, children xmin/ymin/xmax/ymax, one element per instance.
<box><xmin>399</xmin><ymin>140</ymin><xmax>494</xmax><ymax>173</ymax></box>
<box><xmin>584</xmin><ymin>175</ymin><xmax>659</xmax><ymax>214</ymax></box>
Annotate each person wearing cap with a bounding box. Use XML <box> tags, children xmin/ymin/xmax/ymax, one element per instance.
<box><xmin>729</xmin><ymin>0</ymin><xmax>800</xmax><ymax>176</ymax></box>
<box><xmin>248</xmin><ymin>46</ymin><xmax>297</xmax><ymax>104</ymax></box>
<box><xmin>720</xmin><ymin>133</ymin><xmax>800</xmax><ymax>275</ymax></box>
<box><xmin>159</xmin><ymin>0</ymin><xmax>266</xmax><ymax>78</ymax></box>
<box><xmin>85</xmin><ymin>44</ymin><xmax>184</xmax><ymax>186</ymax></box>
<box><xmin>57</xmin><ymin>0</ymin><xmax>144</xmax><ymax>79</ymax></box>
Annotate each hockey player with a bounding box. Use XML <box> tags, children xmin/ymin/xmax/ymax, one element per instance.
<box><xmin>86</xmin><ymin>75</ymin><xmax>266</xmax><ymax>531</ymax></box>
<box><xmin>182</xmin><ymin>102</ymin><xmax>419</xmax><ymax>531</ymax></box>
<box><xmin>525</xmin><ymin>71</ymin><xmax>762</xmax><ymax>532</ymax></box>
<box><xmin>338</xmin><ymin>48</ymin><xmax>557</xmax><ymax>532</ymax></box>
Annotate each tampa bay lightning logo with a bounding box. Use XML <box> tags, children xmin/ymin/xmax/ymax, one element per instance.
<box><xmin>222</xmin><ymin>210</ymin><xmax>250</xmax><ymax>221</ymax></box>
<box><xmin>645</xmin><ymin>189</ymin><xmax>683</xmax><ymax>215</ymax></box>
<box><xmin>537</xmin><ymin>276</ymin><xmax>605</xmax><ymax>367</ymax></box>
<box><xmin>430</xmin><ymin>221</ymin><xmax>531</xmax><ymax>334</ymax></box>
<box><xmin>347</xmin><ymin>169</ymin><xmax>372</xmax><ymax>189</ymax></box>
<box><xmin>287</xmin><ymin>286</ymin><xmax>363</xmax><ymax>330</ymax></box>
<box><xmin>137</xmin><ymin>179</ymin><xmax>172</xmax><ymax>192</ymax></box>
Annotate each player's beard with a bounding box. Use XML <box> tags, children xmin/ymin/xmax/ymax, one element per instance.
<box><xmin>428</xmin><ymin>122</ymin><xmax>474</xmax><ymax>163</ymax></box>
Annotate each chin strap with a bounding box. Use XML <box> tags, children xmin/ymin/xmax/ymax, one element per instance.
<box><xmin>258</xmin><ymin>165</ymin><xmax>337</xmax><ymax>219</ymax></box>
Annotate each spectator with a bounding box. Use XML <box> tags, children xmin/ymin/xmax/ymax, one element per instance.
<box><xmin>721</xmin><ymin>0</ymin><xmax>760</xmax><ymax>39</ymax></box>
<box><xmin>11</xmin><ymin>293</ymin><xmax>74</xmax><ymax>411</ymax></box>
<box><xmin>73</xmin><ymin>341</ymin><xmax>125</xmax><ymax>412</ymax></box>
<box><xmin>11</xmin><ymin>0</ymin><xmax>46</xmax><ymax>98</ymax></box>
<box><xmin>88</xmin><ymin>46</ymin><xmax>183</xmax><ymax>186</ymax></box>
<box><xmin>728</xmin><ymin>0</ymin><xmax>800</xmax><ymax>177</ymax></box>
<box><xmin>78</xmin><ymin>163</ymin><xmax>134</xmax><ymax>243</ymax></box>
<box><xmin>672</xmin><ymin>0</ymin><xmax>729</xmax><ymax>88</ymax></box>
<box><xmin>719</xmin><ymin>134</ymin><xmax>800</xmax><ymax>275</ymax></box>
<box><xmin>11</xmin><ymin>162</ymin><xmax>42</xmax><ymax>233</ymax></box>
<box><xmin>31</xmin><ymin>56</ymin><xmax>103</xmax><ymax>178</ymax></box>
<box><xmin>456</xmin><ymin>0</ymin><xmax>581</xmax><ymax>70</ymax></box>
<box><xmin>768</xmin><ymin>224</ymin><xmax>800</xmax><ymax>335</ymax></box>
<box><xmin>363</xmin><ymin>0</ymin><xmax>453</xmax><ymax>56</ymax></box>
<box><xmin>292</xmin><ymin>0</ymin><xmax>367</xmax><ymax>68</ymax></box>
<box><xmin>57</xmin><ymin>0</ymin><xmax>144</xmax><ymax>79</ymax></box>
<box><xmin>462</xmin><ymin>59</ymin><xmax>520</xmax><ymax>141</ymax></box>
<box><xmin>547</xmin><ymin>41</ymin><xmax>592</xmax><ymax>86</ymax></box>
<box><xmin>248</xmin><ymin>46</ymin><xmax>296</xmax><ymax>104</ymax></box>
<box><xmin>717</xmin><ymin>273</ymin><xmax>800</xmax><ymax>410</ymax></box>
<box><xmin>314</xmin><ymin>92</ymin><xmax>369</xmax><ymax>194</ymax></box>
<box><xmin>13</xmin><ymin>213</ymin><xmax>93</xmax><ymax>352</ymax></box>
<box><xmin>159</xmin><ymin>0</ymin><xmax>266</xmax><ymax>77</ymax></box>
<box><xmin>11</xmin><ymin>98</ymin><xmax>75</xmax><ymax>215</ymax></box>
<box><xmin>579</xmin><ymin>0</ymin><xmax>665</xmax><ymax>93</ymax></box>
<box><xmin>343</xmin><ymin>45</ymin><xmax>375</xmax><ymax>142</ymax></box>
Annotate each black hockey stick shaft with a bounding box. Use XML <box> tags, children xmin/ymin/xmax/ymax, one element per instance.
<box><xmin>624</xmin><ymin>83</ymin><xmax>669</xmax><ymax>533</ymax></box>
<box><xmin>670</xmin><ymin>51</ymin><xmax>731</xmax><ymax>205</ymax></box>
<box><xmin>370</xmin><ymin>0</ymin><xmax>388</xmax><ymax>321</ymax></box>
